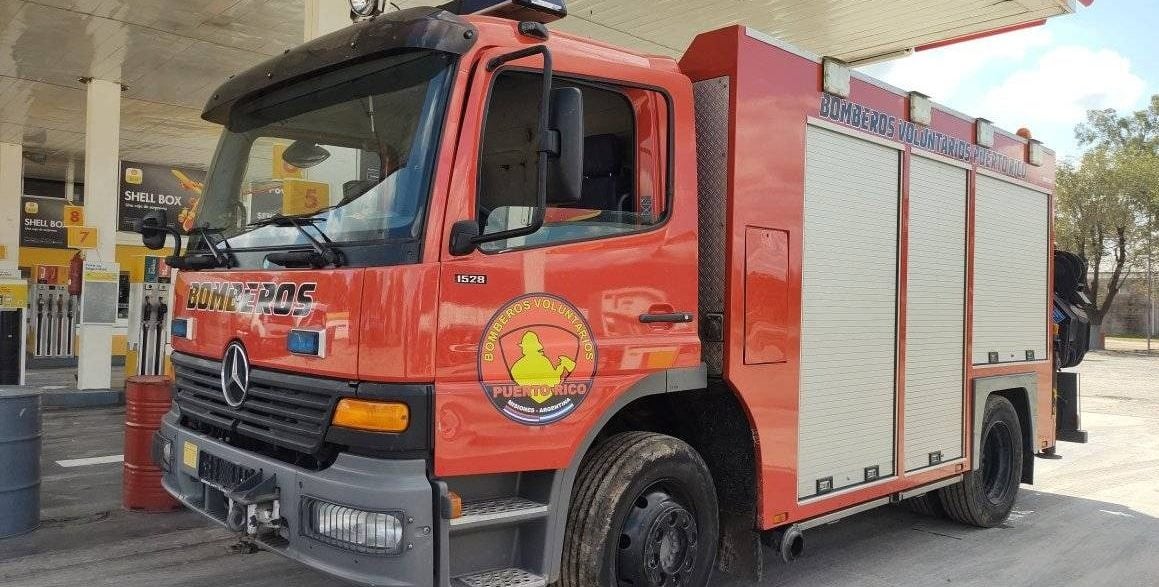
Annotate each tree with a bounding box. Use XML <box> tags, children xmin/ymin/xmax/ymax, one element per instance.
<box><xmin>1058</xmin><ymin>97</ymin><xmax>1159</xmax><ymax>347</ymax></box>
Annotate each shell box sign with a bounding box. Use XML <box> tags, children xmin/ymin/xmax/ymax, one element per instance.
<box><xmin>478</xmin><ymin>294</ymin><xmax>597</xmax><ymax>425</ymax></box>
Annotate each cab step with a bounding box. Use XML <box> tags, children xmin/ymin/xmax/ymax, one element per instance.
<box><xmin>449</xmin><ymin>497</ymin><xmax>549</xmax><ymax>532</ymax></box>
<box><xmin>453</xmin><ymin>567</ymin><xmax>547</xmax><ymax>587</ymax></box>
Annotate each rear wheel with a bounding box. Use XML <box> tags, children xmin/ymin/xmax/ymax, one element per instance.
<box><xmin>560</xmin><ymin>432</ymin><xmax>719</xmax><ymax>587</ymax></box>
<box><xmin>939</xmin><ymin>395</ymin><xmax>1023</xmax><ymax>527</ymax></box>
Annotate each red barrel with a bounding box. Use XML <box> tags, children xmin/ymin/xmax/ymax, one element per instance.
<box><xmin>124</xmin><ymin>376</ymin><xmax>181</xmax><ymax>511</ymax></box>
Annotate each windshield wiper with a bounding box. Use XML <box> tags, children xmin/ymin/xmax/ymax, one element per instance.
<box><xmin>167</xmin><ymin>226</ymin><xmax>235</xmax><ymax>271</ymax></box>
<box><xmin>248</xmin><ymin>215</ymin><xmax>345</xmax><ymax>268</ymax></box>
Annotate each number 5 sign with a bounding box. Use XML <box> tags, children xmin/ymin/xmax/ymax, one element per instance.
<box><xmin>67</xmin><ymin>226</ymin><xmax>99</xmax><ymax>250</ymax></box>
<box><xmin>63</xmin><ymin>205</ymin><xmax>85</xmax><ymax>227</ymax></box>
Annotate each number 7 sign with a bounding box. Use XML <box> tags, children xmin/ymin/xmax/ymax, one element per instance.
<box><xmin>67</xmin><ymin>226</ymin><xmax>99</xmax><ymax>250</ymax></box>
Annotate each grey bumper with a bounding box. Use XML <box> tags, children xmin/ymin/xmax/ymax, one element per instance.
<box><xmin>157</xmin><ymin>411</ymin><xmax>436</xmax><ymax>587</ymax></box>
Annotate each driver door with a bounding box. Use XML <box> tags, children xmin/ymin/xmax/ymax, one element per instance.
<box><xmin>432</xmin><ymin>48</ymin><xmax>700</xmax><ymax>477</ymax></box>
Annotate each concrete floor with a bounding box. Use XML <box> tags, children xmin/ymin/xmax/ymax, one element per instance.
<box><xmin>1</xmin><ymin>350</ymin><xmax>1157</xmax><ymax>587</ymax></box>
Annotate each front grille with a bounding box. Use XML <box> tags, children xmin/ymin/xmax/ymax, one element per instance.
<box><xmin>172</xmin><ymin>352</ymin><xmax>350</xmax><ymax>457</ymax></box>
<box><xmin>198</xmin><ymin>451</ymin><xmax>256</xmax><ymax>491</ymax></box>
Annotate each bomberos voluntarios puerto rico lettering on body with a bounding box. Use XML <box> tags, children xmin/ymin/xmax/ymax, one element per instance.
<box><xmin>819</xmin><ymin>93</ymin><xmax>1028</xmax><ymax>179</ymax></box>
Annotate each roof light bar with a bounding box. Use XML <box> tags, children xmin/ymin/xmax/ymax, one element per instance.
<box><xmin>440</xmin><ymin>0</ymin><xmax>567</xmax><ymax>24</ymax></box>
<box><xmin>822</xmin><ymin>57</ymin><xmax>851</xmax><ymax>98</ymax></box>
<box><xmin>976</xmin><ymin>118</ymin><xmax>995</xmax><ymax>148</ymax></box>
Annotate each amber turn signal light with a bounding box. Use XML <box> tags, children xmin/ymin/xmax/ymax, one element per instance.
<box><xmin>447</xmin><ymin>491</ymin><xmax>463</xmax><ymax>519</ymax></box>
<box><xmin>332</xmin><ymin>399</ymin><xmax>409</xmax><ymax>433</ymax></box>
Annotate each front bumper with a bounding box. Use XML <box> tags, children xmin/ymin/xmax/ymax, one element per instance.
<box><xmin>156</xmin><ymin>411</ymin><xmax>435</xmax><ymax>587</ymax></box>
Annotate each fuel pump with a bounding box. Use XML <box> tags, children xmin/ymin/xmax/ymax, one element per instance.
<box><xmin>153</xmin><ymin>292</ymin><xmax>168</xmax><ymax>376</ymax></box>
<box><xmin>30</xmin><ymin>265</ymin><xmax>75</xmax><ymax>359</ymax></box>
<box><xmin>128</xmin><ymin>256</ymin><xmax>172</xmax><ymax>376</ymax></box>
<box><xmin>32</xmin><ymin>286</ymin><xmax>64</xmax><ymax>357</ymax></box>
<box><xmin>34</xmin><ymin>288</ymin><xmax>46</xmax><ymax>357</ymax></box>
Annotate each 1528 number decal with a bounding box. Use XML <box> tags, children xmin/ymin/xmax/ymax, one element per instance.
<box><xmin>455</xmin><ymin>274</ymin><xmax>488</xmax><ymax>285</ymax></box>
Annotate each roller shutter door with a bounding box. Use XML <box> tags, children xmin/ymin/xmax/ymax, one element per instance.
<box><xmin>973</xmin><ymin>175</ymin><xmax>1049</xmax><ymax>364</ymax></box>
<box><xmin>904</xmin><ymin>156</ymin><xmax>966</xmax><ymax>472</ymax></box>
<box><xmin>798</xmin><ymin>125</ymin><xmax>899</xmax><ymax>499</ymax></box>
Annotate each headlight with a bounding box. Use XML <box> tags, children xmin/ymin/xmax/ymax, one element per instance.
<box><xmin>153</xmin><ymin>435</ymin><xmax>173</xmax><ymax>472</ymax></box>
<box><xmin>305</xmin><ymin>498</ymin><xmax>405</xmax><ymax>554</ymax></box>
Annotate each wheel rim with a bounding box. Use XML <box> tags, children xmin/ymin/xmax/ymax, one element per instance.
<box><xmin>981</xmin><ymin>420</ymin><xmax>1014</xmax><ymax>505</ymax></box>
<box><xmin>617</xmin><ymin>486</ymin><xmax>700</xmax><ymax>586</ymax></box>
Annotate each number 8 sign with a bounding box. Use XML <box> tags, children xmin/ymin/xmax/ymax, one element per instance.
<box><xmin>63</xmin><ymin>205</ymin><xmax>85</xmax><ymax>227</ymax></box>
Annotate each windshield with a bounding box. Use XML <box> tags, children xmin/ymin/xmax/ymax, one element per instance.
<box><xmin>191</xmin><ymin>50</ymin><xmax>454</xmax><ymax>266</ymax></box>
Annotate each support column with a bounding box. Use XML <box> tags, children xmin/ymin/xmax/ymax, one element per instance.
<box><xmin>76</xmin><ymin>79</ymin><xmax>120</xmax><ymax>390</ymax></box>
<box><xmin>0</xmin><ymin>143</ymin><xmax>21</xmax><ymax>264</ymax></box>
<box><xmin>64</xmin><ymin>158</ymin><xmax>76</xmax><ymax>203</ymax></box>
<box><xmin>304</xmin><ymin>0</ymin><xmax>351</xmax><ymax>41</ymax></box>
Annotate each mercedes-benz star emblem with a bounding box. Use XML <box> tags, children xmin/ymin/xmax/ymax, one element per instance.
<box><xmin>220</xmin><ymin>342</ymin><xmax>250</xmax><ymax>408</ymax></box>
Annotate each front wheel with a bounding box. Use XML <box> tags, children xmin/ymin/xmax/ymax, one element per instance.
<box><xmin>939</xmin><ymin>395</ymin><xmax>1024</xmax><ymax>527</ymax></box>
<box><xmin>560</xmin><ymin>432</ymin><xmax>719</xmax><ymax>586</ymax></box>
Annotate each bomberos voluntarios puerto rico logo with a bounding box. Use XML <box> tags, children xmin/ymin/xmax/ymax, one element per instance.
<box><xmin>478</xmin><ymin>293</ymin><xmax>597</xmax><ymax>425</ymax></box>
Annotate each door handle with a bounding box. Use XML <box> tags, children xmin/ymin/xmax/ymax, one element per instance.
<box><xmin>639</xmin><ymin>312</ymin><xmax>694</xmax><ymax>324</ymax></box>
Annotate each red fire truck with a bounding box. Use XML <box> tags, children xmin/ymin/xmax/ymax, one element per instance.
<box><xmin>143</xmin><ymin>1</ymin><xmax>1090</xmax><ymax>585</ymax></box>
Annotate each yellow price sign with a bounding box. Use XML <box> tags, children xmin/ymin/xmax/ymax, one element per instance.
<box><xmin>0</xmin><ymin>280</ymin><xmax>28</xmax><ymax>309</ymax></box>
<box><xmin>67</xmin><ymin>226</ymin><xmax>99</xmax><ymax>249</ymax></box>
<box><xmin>63</xmin><ymin>205</ymin><xmax>85</xmax><ymax>227</ymax></box>
<box><xmin>0</xmin><ymin>245</ymin><xmax>7</xmax><ymax>260</ymax></box>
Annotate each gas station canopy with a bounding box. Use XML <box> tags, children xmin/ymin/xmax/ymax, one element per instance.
<box><xmin>1</xmin><ymin>0</ymin><xmax>1082</xmax><ymax>180</ymax></box>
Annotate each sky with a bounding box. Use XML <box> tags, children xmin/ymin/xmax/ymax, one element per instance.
<box><xmin>860</xmin><ymin>0</ymin><xmax>1158</xmax><ymax>163</ymax></box>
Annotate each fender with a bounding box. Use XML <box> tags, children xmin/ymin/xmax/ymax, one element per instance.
<box><xmin>539</xmin><ymin>364</ymin><xmax>708</xmax><ymax>581</ymax></box>
<box><xmin>971</xmin><ymin>373</ymin><xmax>1037</xmax><ymax>483</ymax></box>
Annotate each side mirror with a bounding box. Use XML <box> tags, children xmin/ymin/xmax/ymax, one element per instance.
<box><xmin>467</xmin><ymin>44</ymin><xmax>557</xmax><ymax>248</ymax></box>
<box><xmin>449</xmin><ymin>219</ymin><xmax>480</xmax><ymax>256</ymax></box>
<box><xmin>547</xmin><ymin>87</ymin><xmax>584</xmax><ymax>204</ymax></box>
<box><xmin>137</xmin><ymin>209</ymin><xmax>171</xmax><ymax>250</ymax></box>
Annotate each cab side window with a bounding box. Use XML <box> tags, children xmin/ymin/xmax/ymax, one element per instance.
<box><xmin>477</xmin><ymin>72</ymin><xmax>663</xmax><ymax>251</ymax></box>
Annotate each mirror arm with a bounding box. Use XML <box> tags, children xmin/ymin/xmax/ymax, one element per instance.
<box><xmin>473</xmin><ymin>44</ymin><xmax>553</xmax><ymax>245</ymax></box>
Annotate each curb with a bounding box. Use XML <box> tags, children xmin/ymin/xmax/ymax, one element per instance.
<box><xmin>41</xmin><ymin>389</ymin><xmax>125</xmax><ymax>408</ymax></box>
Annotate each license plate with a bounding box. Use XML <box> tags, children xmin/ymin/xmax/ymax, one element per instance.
<box><xmin>183</xmin><ymin>441</ymin><xmax>199</xmax><ymax>470</ymax></box>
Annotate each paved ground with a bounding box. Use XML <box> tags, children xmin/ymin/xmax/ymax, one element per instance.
<box><xmin>1</xmin><ymin>348</ymin><xmax>1157</xmax><ymax>586</ymax></box>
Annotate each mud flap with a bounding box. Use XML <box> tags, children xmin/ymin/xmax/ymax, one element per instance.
<box><xmin>1056</xmin><ymin>371</ymin><xmax>1088</xmax><ymax>443</ymax></box>
<box><xmin>715</xmin><ymin>510</ymin><xmax>764</xmax><ymax>582</ymax></box>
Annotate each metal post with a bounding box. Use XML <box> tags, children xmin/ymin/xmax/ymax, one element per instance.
<box><xmin>1150</xmin><ymin>214</ymin><xmax>1156</xmax><ymax>352</ymax></box>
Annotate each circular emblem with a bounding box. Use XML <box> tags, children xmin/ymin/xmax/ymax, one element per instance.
<box><xmin>220</xmin><ymin>342</ymin><xmax>251</xmax><ymax>408</ymax></box>
<box><xmin>478</xmin><ymin>294</ymin><xmax>597</xmax><ymax>425</ymax></box>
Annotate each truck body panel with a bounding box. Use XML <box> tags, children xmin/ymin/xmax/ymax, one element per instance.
<box><xmin>680</xmin><ymin>25</ymin><xmax>1056</xmax><ymax>526</ymax></box>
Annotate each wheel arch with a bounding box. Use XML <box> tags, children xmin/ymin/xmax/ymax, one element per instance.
<box><xmin>542</xmin><ymin>365</ymin><xmax>761</xmax><ymax>581</ymax></box>
<box><xmin>971</xmin><ymin>374</ymin><xmax>1037</xmax><ymax>485</ymax></box>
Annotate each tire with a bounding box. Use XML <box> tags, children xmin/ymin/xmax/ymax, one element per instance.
<box><xmin>559</xmin><ymin>432</ymin><xmax>719</xmax><ymax>587</ymax></box>
<box><xmin>938</xmin><ymin>395</ymin><xmax>1023</xmax><ymax>527</ymax></box>
<box><xmin>901</xmin><ymin>492</ymin><xmax>944</xmax><ymax>518</ymax></box>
